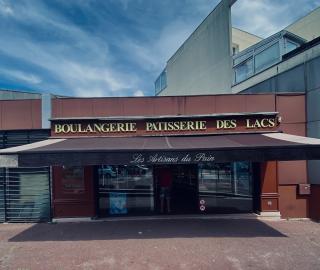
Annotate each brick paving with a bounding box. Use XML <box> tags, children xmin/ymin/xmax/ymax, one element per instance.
<box><xmin>0</xmin><ymin>218</ymin><xmax>319</xmax><ymax>270</ymax></box>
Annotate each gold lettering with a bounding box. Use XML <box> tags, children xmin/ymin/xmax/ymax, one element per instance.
<box><xmin>146</xmin><ymin>122</ymin><xmax>152</xmax><ymax>131</ymax></box>
<box><xmin>117</xmin><ymin>123</ymin><xmax>125</xmax><ymax>132</ymax></box>
<box><xmin>54</xmin><ymin>124</ymin><xmax>63</xmax><ymax>134</ymax></box>
<box><xmin>167</xmin><ymin>122</ymin><xmax>174</xmax><ymax>131</ymax></box>
<box><xmin>77</xmin><ymin>124</ymin><xmax>85</xmax><ymax>133</ymax></box>
<box><xmin>246</xmin><ymin>119</ymin><xmax>254</xmax><ymax>129</ymax></box>
<box><xmin>173</xmin><ymin>122</ymin><xmax>180</xmax><ymax>130</ymax></box>
<box><xmin>254</xmin><ymin>119</ymin><xmax>261</xmax><ymax>128</ymax></box>
<box><xmin>180</xmin><ymin>121</ymin><xmax>187</xmax><ymax>130</ymax></box>
<box><xmin>85</xmin><ymin>124</ymin><xmax>94</xmax><ymax>133</ymax></box>
<box><xmin>70</xmin><ymin>124</ymin><xmax>78</xmax><ymax>133</ymax></box>
<box><xmin>199</xmin><ymin>121</ymin><xmax>206</xmax><ymax>130</ymax></box>
<box><xmin>187</xmin><ymin>121</ymin><xmax>194</xmax><ymax>130</ymax></box>
<box><xmin>230</xmin><ymin>119</ymin><xmax>237</xmax><ymax>129</ymax></box>
<box><xmin>268</xmin><ymin>118</ymin><xmax>275</xmax><ymax>127</ymax></box>
<box><xmin>216</xmin><ymin>120</ymin><xmax>236</xmax><ymax>129</ymax></box>
<box><xmin>217</xmin><ymin>120</ymin><xmax>224</xmax><ymax>129</ymax></box>
<box><xmin>101</xmin><ymin>123</ymin><xmax>109</xmax><ymax>132</ymax></box>
<box><xmin>109</xmin><ymin>123</ymin><xmax>116</xmax><ymax>132</ymax></box>
<box><xmin>62</xmin><ymin>124</ymin><xmax>71</xmax><ymax>133</ymax></box>
<box><xmin>146</xmin><ymin>122</ymin><xmax>157</xmax><ymax>131</ymax></box>
<box><xmin>129</xmin><ymin>122</ymin><xmax>137</xmax><ymax>132</ymax></box>
<box><xmin>261</xmin><ymin>118</ymin><xmax>269</xmax><ymax>128</ymax></box>
<box><xmin>94</xmin><ymin>123</ymin><xmax>102</xmax><ymax>132</ymax></box>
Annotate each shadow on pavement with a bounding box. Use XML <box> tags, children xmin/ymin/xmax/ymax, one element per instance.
<box><xmin>9</xmin><ymin>218</ymin><xmax>286</xmax><ymax>242</ymax></box>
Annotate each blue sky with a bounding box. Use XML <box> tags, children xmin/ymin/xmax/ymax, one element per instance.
<box><xmin>0</xmin><ymin>0</ymin><xmax>319</xmax><ymax>97</ymax></box>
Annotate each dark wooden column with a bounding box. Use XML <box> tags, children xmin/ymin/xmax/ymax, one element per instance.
<box><xmin>52</xmin><ymin>166</ymin><xmax>96</xmax><ymax>218</ymax></box>
<box><xmin>260</xmin><ymin>161</ymin><xmax>279</xmax><ymax>212</ymax></box>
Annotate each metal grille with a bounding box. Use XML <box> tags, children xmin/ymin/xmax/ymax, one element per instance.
<box><xmin>0</xmin><ymin>129</ymin><xmax>50</xmax><ymax>149</ymax></box>
<box><xmin>0</xmin><ymin>168</ymin><xmax>5</xmax><ymax>222</ymax></box>
<box><xmin>0</xmin><ymin>167</ymin><xmax>51</xmax><ymax>222</ymax></box>
<box><xmin>0</xmin><ymin>129</ymin><xmax>51</xmax><ymax>222</ymax></box>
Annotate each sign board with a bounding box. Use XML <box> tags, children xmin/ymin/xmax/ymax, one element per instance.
<box><xmin>50</xmin><ymin>113</ymin><xmax>281</xmax><ymax>137</ymax></box>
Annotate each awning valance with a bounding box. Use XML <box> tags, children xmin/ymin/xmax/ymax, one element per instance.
<box><xmin>1</xmin><ymin>133</ymin><xmax>320</xmax><ymax>167</ymax></box>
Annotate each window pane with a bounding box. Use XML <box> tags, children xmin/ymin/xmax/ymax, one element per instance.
<box><xmin>285</xmin><ymin>39</ymin><xmax>298</xmax><ymax>54</ymax></box>
<box><xmin>155</xmin><ymin>78</ymin><xmax>161</xmax><ymax>94</ymax></box>
<box><xmin>234</xmin><ymin>58</ymin><xmax>253</xmax><ymax>83</ymax></box>
<box><xmin>160</xmin><ymin>71</ymin><xmax>167</xmax><ymax>90</ymax></box>
<box><xmin>198</xmin><ymin>162</ymin><xmax>253</xmax><ymax>213</ymax></box>
<box><xmin>0</xmin><ymin>169</ymin><xmax>4</xmax><ymax>222</ymax></box>
<box><xmin>233</xmin><ymin>50</ymin><xmax>253</xmax><ymax>66</ymax></box>
<box><xmin>5</xmin><ymin>167</ymin><xmax>50</xmax><ymax>222</ymax></box>
<box><xmin>234</xmin><ymin>162</ymin><xmax>252</xmax><ymax>196</ymax></box>
<box><xmin>98</xmin><ymin>165</ymin><xmax>154</xmax><ymax>216</ymax></box>
<box><xmin>61</xmin><ymin>166</ymin><xmax>85</xmax><ymax>194</ymax></box>
<box><xmin>254</xmin><ymin>42</ymin><xmax>280</xmax><ymax>73</ymax></box>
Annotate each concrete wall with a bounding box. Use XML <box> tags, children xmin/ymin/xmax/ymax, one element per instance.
<box><xmin>236</xmin><ymin>42</ymin><xmax>320</xmax><ymax>217</ymax></box>
<box><xmin>275</xmin><ymin>94</ymin><xmax>309</xmax><ymax>218</ymax></box>
<box><xmin>0</xmin><ymin>99</ymin><xmax>42</xmax><ymax>130</ymax></box>
<box><xmin>285</xmin><ymin>7</ymin><xmax>320</xmax><ymax>41</ymax></box>
<box><xmin>232</xmin><ymin>43</ymin><xmax>320</xmax><ymax>93</ymax></box>
<box><xmin>52</xmin><ymin>94</ymin><xmax>276</xmax><ymax>118</ymax></box>
<box><xmin>159</xmin><ymin>0</ymin><xmax>234</xmax><ymax>96</ymax></box>
<box><xmin>0</xmin><ymin>90</ymin><xmax>52</xmax><ymax>129</ymax></box>
<box><xmin>306</xmin><ymin>55</ymin><xmax>320</xmax><ymax>185</ymax></box>
<box><xmin>232</xmin><ymin>27</ymin><xmax>262</xmax><ymax>52</ymax></box>
<box><xmin>0</xmin><ymin>90</ymin><xmax>41</xmax><ymax>100</ymax></box>
<box><xmin>239</xmin><ymin>51</ymin><xmax>320</xmax><ymax>186</ymax></box>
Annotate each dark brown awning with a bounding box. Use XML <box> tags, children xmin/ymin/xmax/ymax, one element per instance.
<box><xmin>1</xmin><ymin>133</ymin><xmax>320</xmax><ymax>167</ymax></box>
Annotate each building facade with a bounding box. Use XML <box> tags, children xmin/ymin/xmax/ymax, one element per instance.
<box><xmin>151</xmin><ymin>0</ymin><xmax>320</xmax><ymax>222</ymax></box>
<box><xmin>0</xmin><ymin>1</ymin><xmax>319</xmax><ymax>223</ymax></box>
<box><xmin>0</xmin><ymin>93</ymin><xmax>320</xmax><ymax>222</ymax></box>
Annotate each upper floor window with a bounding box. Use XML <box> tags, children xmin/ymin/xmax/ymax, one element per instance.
<box><xmin>155</xmin><ymin>69</ymin><xmax>167</xmax><ymax>94</ymax></box>
<box><xmin>285</xmin><ymin>38</ymin><xmax>299</xmax><ymax>54</ymax></box>
<box><xmin>232</xmin><ymin>31</ymin><xmax>305</xmax><ymax>85</ymax></box>
<box><xmin>234</xmin><ymin>58</ymin><xmax>253</xmax><ymax>84</ymax></box>
<box><xmin>254</xmin><ymin>42</ymin><xmax>280</xmax><ymax>73</ymax></box>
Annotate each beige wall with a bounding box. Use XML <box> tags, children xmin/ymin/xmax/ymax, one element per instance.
<box><xmin>232</xmin><ymin>27</ymin><xmax>262</xmax><ymax>53</ymax></box>
<box><xmin>286</xmin><ymin>7</ymin><xmax>320</xmax><ymax>41</ymax></box>
<box><xmin>159</xmin><ymin>0</ymin><xmax>235</xmax><ymax>96</ymax></box>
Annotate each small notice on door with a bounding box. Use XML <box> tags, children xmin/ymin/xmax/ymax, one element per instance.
<box><xmin>109</xmin><ymin>192</ymin><xmax>127</xmax><ymax>214</ymax></box>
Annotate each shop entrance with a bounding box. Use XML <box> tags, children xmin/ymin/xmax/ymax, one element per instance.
<box><xmin>154</xmin><ymin>165</ymin><xmax>198</xmax><ymax>214</ymax></box>
<box><xmin>95</xmin><ymin>162</ymin><xmax>255</xmax><ymax>217</ymax></box>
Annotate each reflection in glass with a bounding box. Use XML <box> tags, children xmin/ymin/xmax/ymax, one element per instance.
<box><xmin>285</xmin><ymin>39</ymin><xmax>298</xmax><ymax>54</ymax></box>
<box><xmin>198</xmin><ymin>162</ymin><xmax>253</xmax><ymax>213</ymax></box>
<box><xmin>61</xmin><ymin>166</ymin><xmax>85</xmax><ymax>194</ymax></box>
<box><xmin>98</xmin><ymin>165</ymin><xmax>154</xmax><ymax>216</ymax></box>
<box><xmin>234</xmin><ymin>58</ymin><xmax>253</xmax><ymax>83</ymax></box>
<box><xmin>5</xmin><ymin>168</ymin><xmax>50</xmax><ymax>222</ymax></box>
<box><xmin>254</xmin><ymin>42</ymin><xmax>280</xmax><ymax>73</ymax></box>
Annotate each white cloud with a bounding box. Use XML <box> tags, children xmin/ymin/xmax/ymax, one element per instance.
<box><xmin>133</xmin><ymin>89</ymin><xmax>144</xmax><ymax>96</ymax></box>
<box><xmin>118</xmin><ymin>18</ymin><xmax>205</xmax><ymax>77</ymax></box>
<box><xmin>0</xmin><ymin>0</ymin><xmax>13</xmax><ymax>16</ymax></box>
<box><xmin>0</xmin><ymin>68</ymin><xmax>42</xmax><ymax>84</ymax></box>
<box><xmin>232</xmin><ymin>0</ymin><xmax>289</xmax><ymax>37</ymax></box>
<box><xmin>0</xmin><ymin>1</ymin><xmax>140</xmax><ymax>97</ymax></box>
<box><xmin>1</xmin><ymin>0</ymin><xmax>318</xmax><ymax>97</ymax></box>
<box><xmin>232</xmin><ymin>0</ymin><xmax>320</xmax><ymax>38</ymax></box>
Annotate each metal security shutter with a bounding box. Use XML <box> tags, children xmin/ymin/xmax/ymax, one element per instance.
<box><xmin>0</xmin><ymin>168</ymin><xmax>5</xmax><ymax>222</ymax></box>
<box><xmin>0</xmin><ymin>129</ymin><xmax>51</xmax><ymax>222</ymax></box>
<box><xmin>0</xmin><ymin>129</ymin><xmax>50</xmax><ymax>149</ymax></box>
<box><xmin>4</xmin><ymin>167</ymin><xmax>51</xmax><ymax>222</ymax></box>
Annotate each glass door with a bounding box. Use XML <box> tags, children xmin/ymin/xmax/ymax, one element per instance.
<box><xmin>154</xmin><ymin>165</ymin><xmax>198</xmax><ymax>215</ymax></box>
<box><xmin>98</xmin><ymin>165</ymin><xmax>154</xmax><ymax>217</ymax></box>
<box><xmin>198</xmin><ymin>162</ymin><xmax>253</xmax><ymax>214</ymax></box>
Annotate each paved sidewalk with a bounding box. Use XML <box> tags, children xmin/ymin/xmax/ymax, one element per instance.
<box><xmin>0</xmin><ymin>218</ymin><xmax>319</xmax><ymax>270</ymax></box>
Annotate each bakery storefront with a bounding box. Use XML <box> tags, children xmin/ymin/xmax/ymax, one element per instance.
<box><xmin>1</xmin><ymin>106</ymin><xmax>320</xmax><ymax>220</ymax></box>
